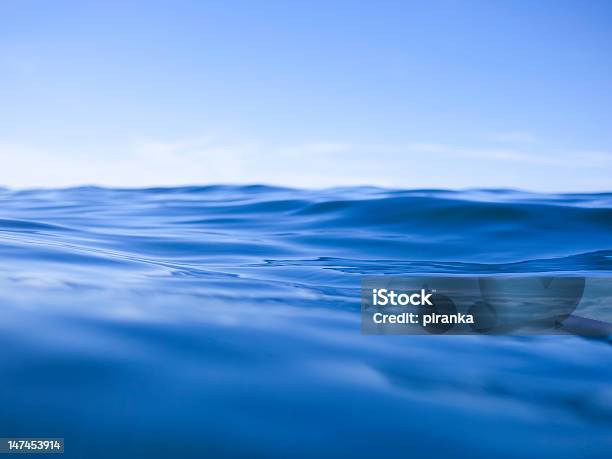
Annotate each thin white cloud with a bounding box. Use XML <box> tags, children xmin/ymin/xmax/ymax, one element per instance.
<box><xmin>404</xmin><ymin>142</ymin><xmax>610</xmax><ymax>168</ymax></box>
<box><xmin>0</xmin><ymin>139</ymin><xmax>610</xmax><ymax>191</ymax></box>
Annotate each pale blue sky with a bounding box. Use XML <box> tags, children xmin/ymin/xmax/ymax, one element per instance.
<box><xmin>1</xmin><ymin>0</ymin><xmax>611</xmax><ymax>190</ymax></box>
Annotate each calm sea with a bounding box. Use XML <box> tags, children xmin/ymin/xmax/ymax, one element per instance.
<box><xmin>0</xmin><ymin>186</ymin><xmax>610</xmax><ymax>458</ymax></box>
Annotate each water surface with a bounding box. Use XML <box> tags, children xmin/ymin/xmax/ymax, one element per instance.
<box><xmin>0</xmin><ymin>186</ymin><xmax>610</xmax><ymax>458</ymax></box>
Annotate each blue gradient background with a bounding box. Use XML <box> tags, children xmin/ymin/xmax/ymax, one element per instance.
<box><xmin>1</xmin><ymin>0</ymin><xmax>611</xmax><ymax>190</ymax></box>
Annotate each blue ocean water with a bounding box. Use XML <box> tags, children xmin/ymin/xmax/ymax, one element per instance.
<box><xmin>0</xmin><ymin>185</ymin><xmax>610</xmax><ymax>458</ymax></box>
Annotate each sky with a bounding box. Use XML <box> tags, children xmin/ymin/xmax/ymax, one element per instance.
<box><xmin>1</xmin><ymin>0</ymin><xmax>611</xmax><ymax>191</ymax></box>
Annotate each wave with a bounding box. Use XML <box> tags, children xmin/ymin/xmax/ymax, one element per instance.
<box><xmin>1</xmin><ymin>186</ymin><xmax>611</xmax><ymax>270</ymax></box>
<box><xmin>0</xmin><ymin>186</ymin><xmax>611</xmax><ymax>458</ymax></box>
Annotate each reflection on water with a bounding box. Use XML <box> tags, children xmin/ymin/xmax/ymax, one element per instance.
<box><xmin>0</xmin><ymin>186</ymin><xmax>611</xmax><ymax>458</ymax></box>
